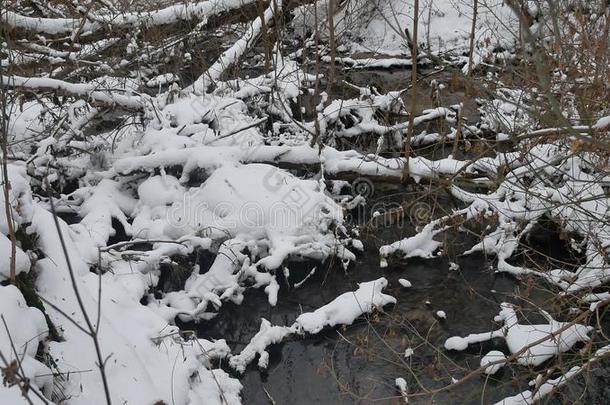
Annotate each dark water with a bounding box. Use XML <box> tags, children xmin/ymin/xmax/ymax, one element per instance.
<box><xmin>183</xmin><ymin>187</ymin><xmax>562</xmax><ymax>404</ymax></box>
<box><xmin>179</xmin><ymin>179</ymin><xmax>610</xmax><ymax>404</ymax></box>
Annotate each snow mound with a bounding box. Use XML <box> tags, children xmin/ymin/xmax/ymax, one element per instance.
<box><xmin>143</xmin><ymin>164</ymin><xmax>352</xmax><ymax>320</ymax></box>
<box><xmin>0</xmin><ymin>234</ymin><xmax>30</xmax><ymax>280</ymax></box>
<box><xmin>480</xmin><ymin>350</ymin><xmax>506</xmax><ymax>375</ymax></box>
<box><xmin>229</xmin><ymin>319</ymin><xmax>295</xmax><ymax>373</ymax></box>
<box><xmin>379</xmin><ymin>222</ymin><xmax>443</xmax><ymax>265</ymax></box>
<box><xmin>0</xmin><ymin>285</ymin><xmax>51</xmax><ymax>399</ymax></box>
<box><xmin>295</xmin><ymin>278</ymin><xmax>396</xmax><ymax>334</ymax></box>
<box><xmin>445</xmin><ymin>303</ymin><xmax>592</xmax><ymax>367</ymax></box>
<box><xmin>169</xmin><ymin>164</ymin><xmax>343</xmax><ymax>256</ymax></box>
<box><xmin>25</xmin><ymin>200</ymin><xmax>241</xmax><ymax>405</ymax></box>
<box><xmin>497</xmin><ymin>303</ymin><xmax>592</xmax><ymax>366</ymax></box>
<box><xmin>398</xmin><ymin>278</ymin><xmax>412</xmax><ymax>288</ymax></box>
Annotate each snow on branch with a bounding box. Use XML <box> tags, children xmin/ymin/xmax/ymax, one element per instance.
<box><xmin>293</xmin><ymin>278</ymin><xmax>396</xmax><ymax>334</ymax></box>
<box><xmin>495</xmin><ymin>344</ymin><xmax>610</xmax><ymax>405</ymax></box>
<box><xmin>189</xmin><ymin>0</ymin><xmax>280</xmax><ymax>94</ymax></box>
<box><xmin>229</xmin><ymin>278</ymin><xmax>396</xmax><ymax>373</ymax></box>
<box><xmin>1</xmin><ymin>0</ymin><xmax>256</xmax><ymax>35</ymax></box>
<box><xmin>1</xmin><ymin>75</ymin><xmax>148</xmax><ymax>109</ymax></box>
<box><xmin>445</xmin><ymin>302</ymin><xmax>592</xmax><ymax>367</ymax></box>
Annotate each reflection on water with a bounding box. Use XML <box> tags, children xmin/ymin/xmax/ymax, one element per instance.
<box><xmin>183</xmin><ymin>210</ymin><xmax>544</xmax><ymax>404</ymax></box>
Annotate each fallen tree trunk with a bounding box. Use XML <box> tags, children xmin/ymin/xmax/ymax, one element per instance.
<box><xmin>188</xmin><ymin>0</ymin><xmax>281</xmax><ymax>94</ymax></box>
<box><xmin>1</xmin><ymin>0</ymin><xmax>257</xmax><ymax>36</ymax></box>
<box><xmin>0</xmin><ymin>75</ymin><xmax>147</xmax><ymax>109</ymax></box>
<box><xmin>111</xmin><ymin>143</ymin><xmax>491</xmax><ymax>188</ymax></box>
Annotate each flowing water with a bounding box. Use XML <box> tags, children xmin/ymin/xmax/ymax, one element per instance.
<box><xmin>181</xmin><ymin>186</ymin><xmax>559</xmax><ymax>404</ymax></box>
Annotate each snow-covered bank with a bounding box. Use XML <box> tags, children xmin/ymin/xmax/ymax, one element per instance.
<box><xmin>292</xmin><ymin>0</ymin><xmax>519</xmax><ymax>60</ymax></box>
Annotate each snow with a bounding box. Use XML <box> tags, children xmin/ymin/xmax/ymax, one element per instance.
<box><xmin>293</xmin><ymin>266</ymin><xmax>317</xmax><ymax>288</ymax></box>
<box><xmin>379</xmin><ymin>222</ymin><xmax>443</xmax><ymax>263</ymax></box>
<box><xmin>445</xmin><ymin>303</ymin><xmax>592</xmax><ymax>367</ymax></box>
<box><xmin>146</xmin><ymin>73</ymin><xmax>178</xmax><ymax>88</ymax></box>
<box><xmin>292</xmin><ymin>0</ymin><xmax>517</xmax><ymax>57</ymax></box>
<box><xmin>497</xmin><ymin>303</ymin><xmax>592</xmax><ymax>366</ymax></box>
<box><xmin>228</xmin><ymin>278</ymin><xmax>396</xmax><ymax>372</ymax></box>
<box><xmin>0</xmin><ymin>285</ymin><xmax>51</xmax><ymax>397</ymax></box>
<box><xmin>398</xmin><ymin>278</ymin><xmax>412</xmax><ymax>288</ymax></box>
<box><xmin>449</xmin><ymin>262</ymin><xmax>460</xmax><ymax>271</ymax></box>
<box><xmin>140</xmin><ymin>162</ymin><xmax>352</xmax><ymax>318</ymax></box>
<box><xmin>1</xmin><ymin>75</ymin><xmax>147</xmax><ymax>109</ymax></box>
<box><xmin>1</xmin><ymin>1</ymin><xmax>609</xmax><ymax>403</ymax></box>
<box><xmin>114</xmin><ymin>135</ymin><xmax>466</xmax><ymax>186</ymax></box>
<box><xmin>190</xmin><ymin>1</ymin><xmax>280</xmax><ymax>94</ymax></box>
<box><xmin>480</xmin><ymin>350</ymin><xmax>506</xmax><ymax>375</ymax></box>
<box><xmin>0</xmin><ymin>164</ymin><xmax>33</xmax><ymax>234</ymax></box>
<box><xmin>21</xmin><ymin>199</ymin><xmax>241</xmax><ymax>405</ymax></box>
<box><xmin>0</xmin><ymin>234</ymin><xmax>30</xmax><ymax>280</ymax></box>
<box><xmin>326</xmin><ymin>56</ymin><xmax>415</xmax><ymax>69</ymax></box>
<box><xmin>137</xmin><ymin>175</ymin><xmax>185</xmax><ymax>208</ymax></box>
<box><xmin>2</xmin><ymin>1</ymin><xmax>256</xmax><ymax>35</ymax></box>
<box><xmin>363</xmin><ymin>137</ymin><xmax>610</xmax><ymax>293</ymax></box>
<box><xmin>445</xmin><ymin>328</ymin><xmax>505</xmax><ymax>351</ymax></box>
<box><xmin>72</xmin><ymin>179</ymin><xmax>136</xmax><ymax>247</ymax></box>
<box><xmin>479</xmin><ymin>88</ymin><xmax>537</xmax><ymax>133</ymax></box>
<box><xmin>584</xmin><ymin>292</ymin><xmax>610</xmax><ymax>311</ymax></box>
<box><xmin>294</xmin><ymin>278</ymin><xmax>396</xmax><ymax>334</ymax></box>
<box><xmin>229</xmin><ymin>319</ymin><xmax>295</xmax><ymax>373</ymax></box>
<box><xmin>0</xmin><ymin>165</ymin><xmax>35</xmax><ymax>280</ymax></box>
<box><xmin>594</xmin><ymin>115</ymin><xmax>610</xmax><ymax>130</ymax></box>
<box><xmin>5</xmin><ymin>100</ymin><xmax>52</xmax><ymax>153</ymax></box>
<box><xmin>395</xmin><ymin>377</ymin><xmax>409</xmax><ymax>402</ymax></box>
<box><xmin>495</xmin><ymin>344</ymin><xmax>610</xmax><ymax>404</ymax></box>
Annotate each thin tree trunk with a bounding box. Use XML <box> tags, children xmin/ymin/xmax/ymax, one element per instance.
<box><xmin>326</xmin><ymin>0</ymin><xmax>337</xmax><ymax>95</ymax></box>
<box><xmin>257</xmin><ymin>0</ymin><xmax>272</xmax><ymax>71</ymax></box>
<box><xmin>404</xmin><ymin>0</ymin><xmax>419</xmax><ymax>181</ymax></box>
<box><xmin>0</xmin><ymin>6</ymin><xmax>17</xmax><ymax>284</ymax></box>
<box><xmin>452</xmin><ymin>0</ymin><xmax>478</xmax><ymax>157</ymax></box>
<box><xmin>310</xmin><ymin>0</ymin><xmax>322</xmax><ymax>148</ymax></box>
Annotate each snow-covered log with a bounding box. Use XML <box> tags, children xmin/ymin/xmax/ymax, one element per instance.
<box><xmin>0</xmin><ymin>75</ymin><xmax>148</xmax><ymax>109</ymax></box>
<box><xmin>1</xmin><ymin>0</ymin><xmax>257</xmax><ymax>35</ymax></box>
<box><xmin>228</xmin><ymin>278</ymin><xmax>395</xmax><ymax>372</ymax></box>
<box><xmin>189</xmin><ymin>0</ymin><xmax>280</xmax><ymax>93</ymax></box>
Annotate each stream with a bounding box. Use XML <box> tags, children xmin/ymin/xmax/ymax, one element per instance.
<box><xmin>179</xmin><ymin>186</ymin><xmax>557</xmax><ymax>404</ymax></box>
<box><xmin>161</xmin><ymin>54</ymin><xmax>605</xmax><ymax>403</ymax></box>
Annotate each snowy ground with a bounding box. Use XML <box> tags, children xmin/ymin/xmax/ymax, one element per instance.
<box><xmin>1</xmin><ymin>0</ymin><xmax>610</xmax><ymax>404</ymax></box>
